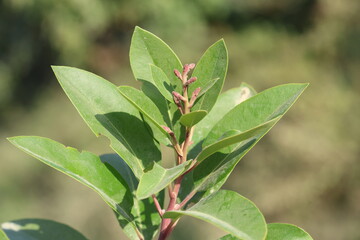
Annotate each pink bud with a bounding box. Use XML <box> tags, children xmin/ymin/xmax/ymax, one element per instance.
<box><xmin>186</xmin><ymin>77</ymin><xmax>197</xmax><ymax>85</ymax></box>
<box><xmin>188</xmin><ymin>63</ymin><xmax>195</xmax><ymax>70</ymax></box>
<box><xmin>192</xmin><ymin>87</ymin><xmax>201</xmax><ymax>97</ymax></box>
<box><xmin>161</xmin><ymin>125</ymin><xmax>174</xmax><ymax>135</ymax></box>
<box><xmin>172</xmin><ymin>91</ymin><xmax>187</xmax><ymax>102</ymax></box>
<box><xmin>174</xmin><ymin>69</ymin><xmax>182</xmax><ymax>80</ymax></box>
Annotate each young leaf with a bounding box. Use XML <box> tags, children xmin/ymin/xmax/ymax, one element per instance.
<box><xmin>130</xmin><ymin>26</ymin><xmax>182</xmax><ymax>92</ymax></box>
<box><xmin>179</xmin><ymin>110</ymin><xmax>208</xmax><ymax>127</ymax></box>
<box><xmin>218</xmin><ymin>235</ymin><xmax>237</xmax><ymax>240</ymax></box>
<box><xmin>136</xmin><ymin>162</ymin><xmax>190</xmax><ymax>200</ymax></box>
<box><xmin>189</xmin><ymin>83</ymin><xmax>257</xmax><ymax>157</ymax></box>
<box><xmin>164</xmin><ymin>190</ymin><xmax>267</xmax><ymax>240</ymax></box>
<box><xmin>7</xmin><ymin>137</ymin><xmax>134</xmax><ymax>225</ymax></box>
<box><xmin>52</xmin><ymin>66</ymin><xmax>160</xmax><ymax>179</ymax></box>
<box><xmin>204</xmin><ymin>83</ymin><xmax>309</xmax><ymax>147</ymax></box>
<box><xmin>266</xmin><ymin>223</ymin><xmax>313</xmax><ymax>240</ymax></box>
<box><xmin>196</xmin><ymin>117</ymin><xmax>279</xmax><ymax>163</ymax></box>
<box><xmin>117</xmin><ymin>86</ymin><xmax>171</xmax><ymax>144</ymax></box>
<box><xmin>150</xmin><ymin>65</ymin><xmax>174</xmax><ymax>102</ymax></box>
<box><xmin>1</xmin><ymin>219</ymin><xmax>88</xmax><ymax>240</ymax></box>
<box><xmin>101</xmin><ymin>154</ymin><xmax>163</xmax><ymax>240</ymax></box>
<box><xmin>189</xmin><ymin>39</ymin><xmax>228</xmax><ymax>112</ymax></box>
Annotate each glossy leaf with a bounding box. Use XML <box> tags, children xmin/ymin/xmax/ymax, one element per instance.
<box><xmin>182</xmin><ymin>83</ymin><xmax>307</xmax><ymax>204</ymax></box>
<box><xmin>179</xmin><ymin>110</ymin><xmax>208</xmax><ymax>127</ymax></box>
<box><xmin>118</xmin><ymin>86</ymin><xmax>171</xmax><ymax>143</ymax></box>
<box><xmin>196</xmin><ymin>117</ymin><xmax>279</xmax><ymax>162</ymax></box>
<box><xmin>52</xmin><ymin>66</ymin><xmax>160</xmax><ymax>179</ymax></box>
<box><xmin>266</xmin><ymin>223</ymin><xmax>313</xmax><ymax>240</ymax></box>
<box><xmin>137</xmin><ymin>162</ymin><xmax>190</xmax><ymax>200</ymax></box>
<box><xmin>130</xmin><ymin>26</ymin><xmax>182</xmax><ymax>92</ymax></box>
<box><xmin>164</xmin><ymin>190</ymin><xmax>267</xmax><ymax>240</ymax></box>
<box><xmin>204</xmin><ymin>83</ymin><xmax>309</xmax><ymax>147</ymax></box>
<box><xmin>8</xmin><ymin>137</ymin><xmax>134</xmax><ymax>225</ymax></box>
<box><xmin>151</xmin><ymin>65</ymin><xmax>174</xmax><ymax>102</ymax></box>
<box><xmin>189</xmin><ymin>39</ymin><xmax>228</xmax><ymax>112</ymax></box>
<box><xmin>189</xmin><ymin>82</ymin><xmax>257</xmax><ymax>158</ymax></box>
<box><xmin>1</xmin><ymin>219</ymin><xmax>88</xmax><ymax>240</ymax></box>
<box><xmin>101</xmin><ymin>154</ymin><xmax>163</xmax><ymax>240</ymax></box>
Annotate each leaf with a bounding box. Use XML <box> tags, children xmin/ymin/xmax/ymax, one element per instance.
<box><xmin>1</xmin><ymin>219</ymin><xmax>88</xmax><ymax>240</ymax></box>
<box><xmin>130</xmin><ymin>26</ymin><xmax>182</xmax><ymax>92</ymax></box>
<box><xmin>203</xmin><ymin>83</ymin><xmax>309</xmax><ymax>147</ymax></box>
<box><xmin>8</xmin><ymin>137</ymin><xmax>135</xmax><ymax>226</ymax></box>
<box><xmin>164</xmin><ymin>190</ymin><xmax>267</xmax><ymax>240</ymax></box>
<box><xmin>117</xmin><ymin>86</ymin><xmax>171</xmax><ymax>143</ymax></box>
<box><xmin>179</xmin><ymin>110</ymin><xmax>208</xmax><ymax>127</ymax></box>
<box><xmin>266</xmin><ymin>223</ymin><xmax>313</xmax><ymax>240</ymax></box>
<box><xmin>189</xmin><ymin>39</ymin><xmax>228</xmax><ymax>112</ymax></box>
<box><xmin>101</xmin><ymin>154</ymin><xmax>163</xmax><ymax>240</ymax></box>
<box><xmin>0</xmin><ymin>229</ymin><xmax>9</xmax><ymax>240</ymax></box>
<box><xmin>196</xmin><ymin>118</ymin><xmax>279</xmax><ymax>163</ymax></box>
<box><xmin>189</xmin><ymin>82</ymin><xmax>257</xmax><ymax>158</ymax></box>
<box><xmin>137</xmin><ymin>161</ymin><xmax>190</xmax><ymax>200</ymax></box>
<box><xmin>151</xmin><ymin>65</ymin><xmax>174</xmax><ymax>102</ymax></box>
<box><xmin>52</xmin><ymin>66</ymin><xmax>160</xmax><ymax>179</ymax></box>
<box><xmin>181</xmin><ymin>83</ymin><xmax>308</xmax><ymax>204</ymax></box>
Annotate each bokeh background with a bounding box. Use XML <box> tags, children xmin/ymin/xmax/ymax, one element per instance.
<box><xmin>1</xmin><ymin>0</ymin><xmax>359</xmax><ymax>239</ymax></box>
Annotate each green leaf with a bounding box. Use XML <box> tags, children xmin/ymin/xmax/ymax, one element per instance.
<box><xmin>196</xmin><ymin>118</ymin><xmax>279</xmax><ymax>163</ymax></box>
<box><xmin>137</xmin><ymin>161</ymin><xmax>190</xmax><ymax>200</ymax></box>
<box><xmin>130</xmin><ymin>26</ymin><xmax>182</xmax><ymax>92</ymax></box>
<box><xmin>117</xmin><ymin>86</ymin><xmax>171</xmax><ymax>144</ymax></box>
<box><xmin>164</xmin><ymin>190</ymin><xmax>267</xmax><ymax>240</ymax></box>
<box><xmin>1</xmin><ymin>219</ymin><xmax>88</xmax><ymax>240</ymax></box>
<box><xmin>189</xmin><ymin>83</ymin><xmax>257</xmax><ymax>158</ymax></box>
<box><xmin>189</xmin><ymin>39</ymin><xmax>228</xmax><ymax>112</ymax></box>
<box><xmin>266</xmin><ymin>223</ymin><xmax>313</xmax><ymax>240</ymax></box>
<box><xmin>179</xmin><ymin>110</ymin><xmax>208</xmax><ymax>127</ymax></box>
<box><xmin>181</xmin><ymin>83</ymin><xmax>308</xmax><ymax>204</ymax></box>
<box><xmin>8</xmin><ymin>137</ymin><xmax>134</xmax><ymax>225</ymax></box>
<box><xmin>151</xmin><ymin>65</ymin><xmax>174</xmax><ymax>102</ymax></box>
<box><xmin>52</xmin><ymin>66</ymin><xmax>160</xmax><ymax>179</ymax></box>
<box><xmin>0</xmin><ymin>229</ymin><xmax>9</xmax><ymax>240</ymax></box>
<box><xmin>204</xmin><ymin>83</ymin><xmax>309</xmax><ymax>147</ymax></box>
<box><xmin>101</xmin><ymin>154</ymin><xmax>163</xmax><ymax>240</ymax></box>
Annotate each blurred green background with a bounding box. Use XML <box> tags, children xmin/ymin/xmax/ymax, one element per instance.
<box><xmin>1</xmin><ymin>0</ymin><xmax>359</xmax><ymax>239</ymax></box>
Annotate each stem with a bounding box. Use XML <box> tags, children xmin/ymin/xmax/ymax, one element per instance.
<box><xmin>152</xmin><ymin>194</ymin><xmax>164</xmax><ymax>217</ymax></box>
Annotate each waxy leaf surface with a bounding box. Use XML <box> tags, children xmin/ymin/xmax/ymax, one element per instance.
<box><xmin>101</xmin><ymin>154</ymin><xmax>163</xmax><ymax>240</ymax></box>
<box><xmin>137</xmin><ymin>162</ymin><xmax>190</xmax><ymax>200</ymax></box>
<box><xmin>164</xmin><ymin>190</ymin><xmax>267</xmax><ymax>240</ymax></box>
<box><xmin>8</xmin><ymin>137</ymin><xmax>134</xmax><ymax>223</ymax></box>
<box><xmin>189</xmin><ymin>83</ymin><xmax>257</xmax><ymax>158</ymax></box>
<box><xmin>118</xmin><ymin>85</ymin><xmax>171</xmax><ymax>143</ymax></box>
<box><xmin>130</xmin><ymin>26</ymin><xmax>182</xmax><ymax>92</ymax></box>
<box><xmin>179</xmin><ymin>110</ymin><xmax>208</xmax><ymax>127</ymax></box>
<box><xmin>1</xmin><ymin>219</ymin><xmax>88</xmax><ymax>240</ymax></box>
<box><xmin>151</xmin><ymin>65</ymin><xmax>174</xmax><ymax>102</ymax></box>
<box><xmin>189</xmin><ymin>39</ymin><xmax>228</xmax><ymax>112</ymax></box>
<box><xmin>52</xmin><ymin>66</ymin><xmax>160</xmax><ymax>179</ymax></box>
<box><xmin>266</xmin><ymin>223</ymin><xmax>313</xmax><ymax>240</ymax></box>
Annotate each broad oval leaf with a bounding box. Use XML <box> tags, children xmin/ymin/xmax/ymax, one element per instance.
<box><xmin>164</xmin><ymin>190</ymin><xmax>267</xmax><ymax>240</ymax></box>
<box><xmin>266</xmin><ymin>223</ymin><xmax>313</xmax><ymax>240</ymax></box>
<box><xmin>150</xmin><ymin>65</ymin><xmax>174</xmax><ymax>102</ymax></box>
<box><xmin>52</xmin><ymin>66</ymin><xmax>160</xmax><ymax>179</ymax></box>
<box><xmin>7</xmin><ymin>137</ymin><xmax>134</xmax><ymax>225</ymax></box>
<box><xmin>1</xmin><ymin>219</ymin><xmax>88</xmax><ymax>240</ymax></box>
<box><xmin>196</xmin><ymin>117</ymin><xmax>279</xmax><ymax>163</ymax></box>
<box><xmin>179</xmin><ymin>110</ymin><xmax>208</xmax><ymax>127</ymax></box>
<box><xmin>101</xmin><ymin>154</ymin><xmax>163</xmax><ymax>240</ymax></box>
<box><xmin>130</xmin><ymin>26</ymin><xmax>182</xmax><ymax>92</ymax></box>
<box><xmin>137</xmin><ymin>162</ymin><xmax>190</xmax><ymax>200</ymax></box>
<box><xmin>118</xmin><ymin>85</ymin><xmax>171</xmax><ymax>144</ymax></box>
<box><xmin>204</xmin><ymin>83</ymin><xmax>309</xmax><ymax>147</ymax></box>
<box><xmin>189</xmin><ymin>39</ymin><xmax>228</xmax><ymax>112</ymax></box>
